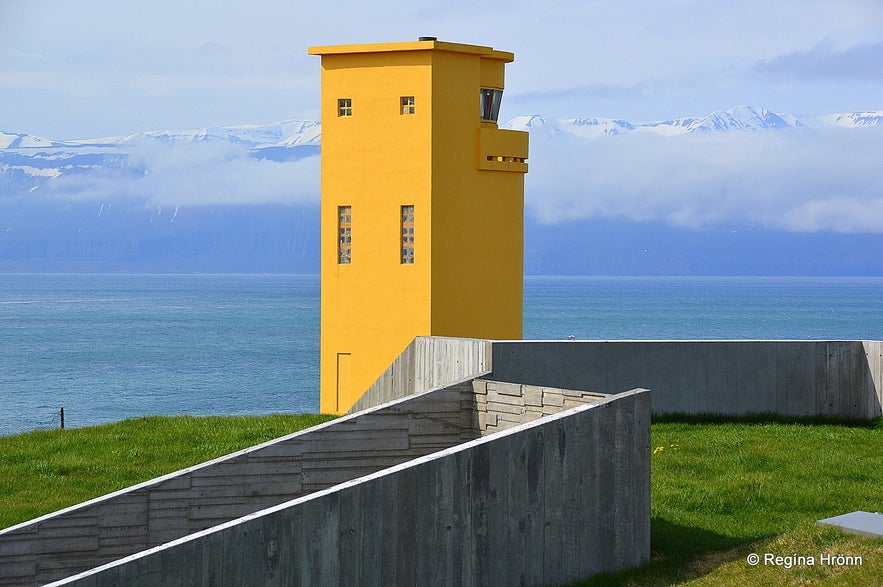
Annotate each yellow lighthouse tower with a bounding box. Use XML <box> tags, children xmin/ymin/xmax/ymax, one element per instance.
<box><xmin>309</xmin><ymin>38</ymin><xmax>528</xmax><ymax>413</ymax></box>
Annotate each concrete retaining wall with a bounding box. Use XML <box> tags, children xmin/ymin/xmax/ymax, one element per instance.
<box><xmin>491</xmin><ymin>340</ymin><xmax>883</xmax><ymax>419</ymax></box>
<box><xmin>472</xmin><ymin>379</ymin><xmax>609</xmax><ymax>434</ymax></box>
<box><xmin>8</xmin><ymin>335</ymin><xmax>878</xmax><ymax>585</ymax></box>
<box><xmin>863</xmin><ymin>340</ymin><xmax>883</xmax><ymax>416</ymax></box>
<box><xmin>350</xmin><ymin>337</ymin><xmax>491</xmax><ymax>413</ymax></box>
<box><xmin>51</xmin><ymin>388</ymin><xmax>651</xmax><ymax>587</ymax></box>
<box><xmin>356</xmin><ymin>337</ymin><xmax>881</xmax><ymax>419</ymax></box>
<box><xmin>0</xmin><ymin>380</ymin><xmax>480</xmax><ymax>587</ymax></box>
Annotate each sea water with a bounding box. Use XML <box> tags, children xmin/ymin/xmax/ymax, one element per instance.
<box><xmin>1</xmin><ymin>274</ymin><xmax>881</xmax><ymax>436</ymax></box>
<box><xmin>0</xmin><ymin>274</ymin><xmax>318</xmax><ymax>436</ymax></box>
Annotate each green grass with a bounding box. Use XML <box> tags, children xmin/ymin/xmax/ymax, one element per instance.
<box><xmin>0</xmin><ymin>413</ymin><xmax>335</xmax><ymax>529</ymax></box>
<box><xmin>2</xmin><ymin>415</ymin><xmax>881</xmax><ymax>585</ymax></box>
<box><xmin>576</xmin><ymin>417</ymin><xmax>883</xmax><ymax>586</ymax></box>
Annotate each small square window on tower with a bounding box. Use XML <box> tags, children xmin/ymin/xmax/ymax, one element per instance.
<box><xmin>400</xmin><ymin>96</ymin><xmax>415</xmax><ymax>115</ymax></box>
<box><xmin>338</xmin><ymin>98</ymin><xmax>353</xmax><ymax>117</ymax></box>
<box><xmin>401</xmin><ymin>205</ymin><xmax>415</xmax><ymax>264</ymax></box>
<box><xmin>338</xmin><ymin>206</ymin><xmax>352</xmax><ymax>264</ymax></box>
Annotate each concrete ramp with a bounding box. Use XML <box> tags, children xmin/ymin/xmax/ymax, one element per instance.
<box><xmin>0</xmin><ymin>378</ymin><xmax>482</xmax><ymax>586</ymax></box>
<box><xmin>6</xmin><ymin>336</ymin><xmax>879</xmax><ymax>585</ymax></box>
<box><xmin>48</xmin><ymin>388</ymin><xmax>650</xmax><ymax>587</ymax></box>
<box><xmin>0</xmin><ymin>378</ymin><xmax>650</xmax><ymax>587</ymax></box>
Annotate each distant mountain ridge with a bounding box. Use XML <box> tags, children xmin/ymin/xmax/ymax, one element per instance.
<box><xmin>1</xmin><ymin>120</ymin><xmax>322</xmax><ymax>151</ymax></box>
<box><xmin>2</xmin><ymin>105</ymin><xmax>880</xmax><ymax>150</ymax></box>
<box><xmin>502</xmin><ymin>106</ymin><xmax>882</xmax><ymax>138</ymax></box>
<box><xmin>0</xmin><ymin>131</ymin><xmax>65</xmax><ymax>149</ymax></box>
<box><xmin>1</xmin><ymin>106</ymin><xmax>881</xmax><ymax>275</ymax></box>
<box><xmin>819</xmin><ymin>111</ymin><xmax>883</xmax><ymax>128</ymax></box>
<box><xmin>2</xmin><ymin>106</ymin><xmax>879</xmax><ymax>197</ymax></box>
<box><xmin>0</xmin><ymin>120</ymin><xmax>322</xmax><ymax>196</ymax></box>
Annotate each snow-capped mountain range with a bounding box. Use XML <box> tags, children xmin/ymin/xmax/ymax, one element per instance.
<box><xmin>0</xmin><ymin>120</ymin><xmax>322</xmax><ymax>194</ymax></box>
<box><xmin>2</xmin><ymin>105</ymin><xmax>880</xmax><ymax>152</ymax></box>
<box><xmin>1</xmin><ymin>106</ymin><xmax>879</xmax><ymax>197</ymax></box>
<box><xmin>502</xmin><ymin>106</ymin><xmax>881</xmax><ymax>138</ymax></box>
<box><xmin>0</xmin><ymin>120</ymin><xmax>322</xmax><ymax>151</ymax></box>
<box><xmin>1</xmin><ymin>105</ymin><xmax>881</xmax><ymax>274</ymax></box>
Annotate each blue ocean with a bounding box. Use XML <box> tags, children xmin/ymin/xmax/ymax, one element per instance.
<box><xmin>1</xmin><ymin>274</ymin><xmax>881</xmax><ymax>437</ymax></box>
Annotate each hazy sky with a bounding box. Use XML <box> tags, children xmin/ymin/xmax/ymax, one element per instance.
<box><xmin>3</xmin><ymin>1</ymin><xmax>881</xmax><ymax>234</ymax></box>
<box><xmin>2</xmin><ymin>0</ymin><xmax>881</xmax><ymax>139</ymax></box>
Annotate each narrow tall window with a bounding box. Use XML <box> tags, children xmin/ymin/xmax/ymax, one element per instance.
<box><xmin>338</xmin><ymin>98</ymin><xmax>352</xmax><ymax>117</ymax></box>
<box><xmin>338</xmin><ymin>206</ymin><xmax>352</xmax><ymax>264</ymax></box>
<box><xmin>401</xmin><ymin>205</ymin><xmax>415</xmax><ymax>264</ymax></box>
<box><xmin>400</xmin><ymin>96</ymin><xmax>415</xmax><ymax>115</ymax></box>
<box><xmin>480</xmin><ymin>88</ymin><xmax>503</xmax><ymax>122</ymax></box>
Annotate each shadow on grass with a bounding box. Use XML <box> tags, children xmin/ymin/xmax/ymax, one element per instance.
<box><xmin>652</xmin><ymin>412</ymin><xmax>882</xmax><ymax>429</ymax></box>
<box><xmin>570</xmin><ymin>518</ymin><xmax>772</xmax><ymax>587</ymax></box>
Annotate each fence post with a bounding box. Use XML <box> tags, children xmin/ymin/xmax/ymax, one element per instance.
<box><xmin>60</xmin><ymin>407</ymin><xmax>65</xmax><ymax>430</ymax></box>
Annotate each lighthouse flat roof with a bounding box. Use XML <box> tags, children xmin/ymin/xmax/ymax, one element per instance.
<box><xmin>308</xmin><ymin>40</ymin><xmax>514</xmax><ymax>62</ymax></box>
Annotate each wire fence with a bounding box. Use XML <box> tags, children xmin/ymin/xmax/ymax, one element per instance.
<box><xmin>1</xmin><ymin>408</ymin><xmax>65</xmax><ymax>437</ymax></box>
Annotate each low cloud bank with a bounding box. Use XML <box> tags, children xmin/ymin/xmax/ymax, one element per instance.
<box><xmin>525</xmin><ymin>126</ymin><xmax>883</xmax><ymax>233</ymax></box>
<box><xmin>34</xmin><ymin>123</ymin><xmax>883</xmax><ymax>234</ymax></box>
<box><xmin>753</xmin><ymin>41</ymin><xmax>883</xmax><ymax>82</ymax></box>
<box><xmin>43</xmin><ymin>139</ymin><xmax>320</xmax><ymax>207</ymax></box>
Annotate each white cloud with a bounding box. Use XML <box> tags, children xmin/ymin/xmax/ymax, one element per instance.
<box><xmin>3</xmin><ymin>0</ymin><xmax>881</xmax><ymax>136</ymax></box>
<box><xmin>525</xmin><ymin>126</ymin><xmax>883</xmax><ymax>233</ymax></box>
<box><xmin>43</xmin><ymin>140</ymin><xmax>320</xmax><ymax>206</ymax></box>
<box><xmin>33</xmin><ymin>121</ymin><xmax>883</xmax><ymax>234</ymax></box>
<box><xmin>753</xmin><ymin>40</ymin><xmax>883</xmax><ymax>81</ymax></box>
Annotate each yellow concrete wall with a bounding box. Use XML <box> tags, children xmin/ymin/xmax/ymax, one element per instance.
<box><xmin>429</xmin><ymin>50</ymin><xmax>524</xmax><ymax>341</ymax></box>
<box><xmin>312</xmin><ymin>41</ymin><xmax>526</xmax><ymax>413</ymax></box>
<box><xmin>317</xmin><ymin>48</ymin><xmax>433</xmax><ymax>412</ymax></box>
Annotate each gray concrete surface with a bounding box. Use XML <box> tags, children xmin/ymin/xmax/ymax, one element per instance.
<box><xmin>817</xmin><ymin>511</ymin><xmax>883</xmax><ymax>538</ymax></box>
<box><xmin>6</xmin><ymin>336</ymin><xmax>880</xmax><ymax>586</ymax></box>
<box><xmin>0</xmin><ymin>379</ymin><xmax>480</xmax><ymax>587</ymax></box>
<box><xmin>49</xmin><ymin>388</ymin><xmax>651</xmax><ymax>587</ymax></box>
<box><xmin>357</xmin><ymin>338</ymin><xmax>881</xmax><ymax>419</ymax></box>
<box><xmin>491</xmin><ymin>340</ymin><xmax>882</xmax><ymax>419</ymax></box>
<box><xmin>350</xmin><ymin>337</ymin><xmax>491</xmax><ymax>413</ymax></box>
<box><xmin>472</xmin><ymin>379</ymin><xmax>609</xmax><ymax>434</ymax></box>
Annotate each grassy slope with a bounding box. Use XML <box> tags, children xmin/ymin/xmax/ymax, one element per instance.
<box><xmin>2</xmin><ymin>415</ymin><xmax>881</xmax><ymax>585</ymax></box>
<box><xmin>577</xmin><ymin>418</ymin><xmax>883</xmax><ymax>586</ymax></box>
<box><xmin>0</xmin><ymin>414</ymin><xmax>335</xmax><ymax>529</ymax></box>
